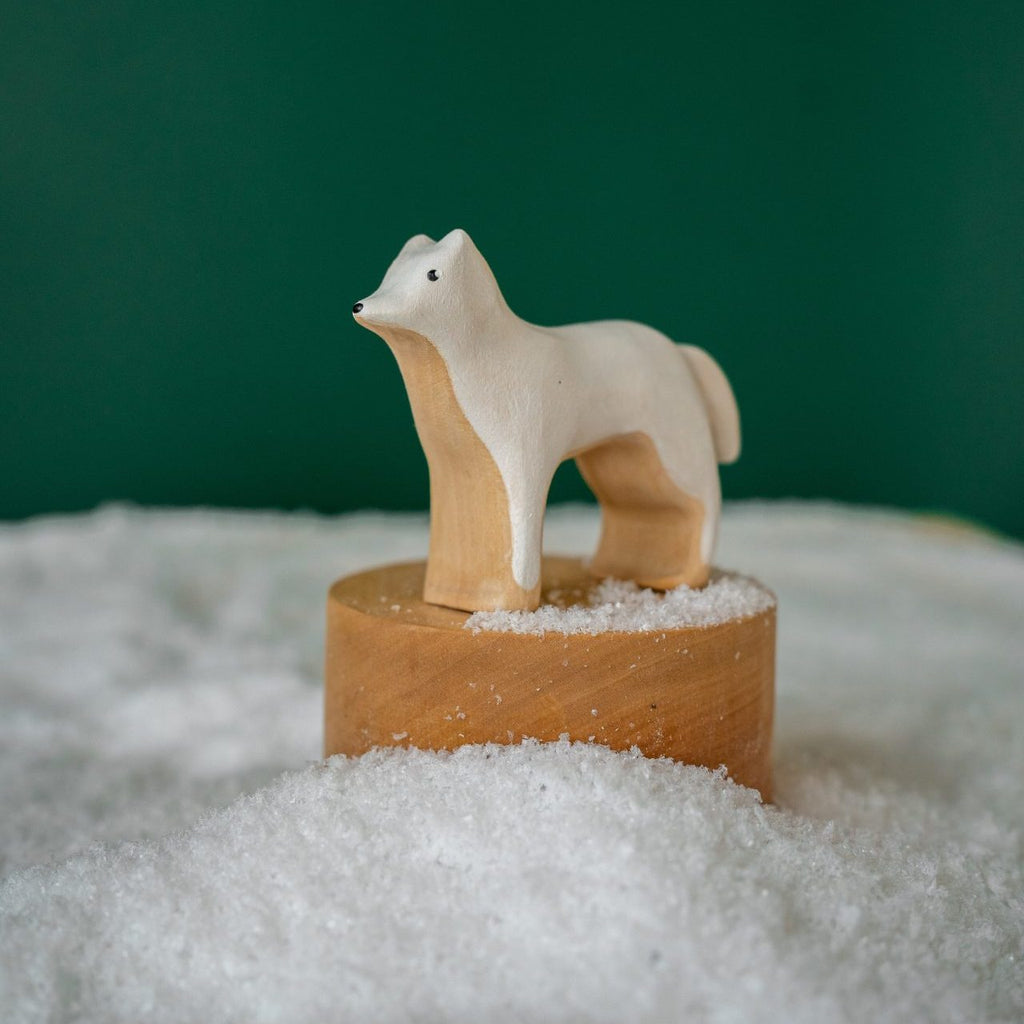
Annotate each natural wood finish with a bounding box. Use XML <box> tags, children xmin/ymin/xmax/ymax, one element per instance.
<box><xmin>576</xmin><ymin>432</ymin><xmax>709</xmax><ymax>589</ymax></box>
<box><xmin>377</xmin><ymin>324</ymin><xmax>537</xmax><ymax>612</ymax></box>
<box><xmin>325</xmin><ymin>557</ymin><xmax>776</xmax><ymax>798</ymax></box>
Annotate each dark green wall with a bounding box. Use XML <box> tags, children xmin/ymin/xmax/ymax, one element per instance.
<box><xmin>3</xmin><ymin>2</ymin><xmax>1022</xmax><ymax>535</ymax></box>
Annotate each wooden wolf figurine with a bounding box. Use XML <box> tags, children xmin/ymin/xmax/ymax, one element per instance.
<box><xmin>352</xmin><ymin>229</ymin><xmax>740</xmax><ymax>613</ymax></box>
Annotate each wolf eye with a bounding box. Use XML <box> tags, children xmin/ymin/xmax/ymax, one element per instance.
<box><xmin>427</xmin><ymin>269</ymin><xmax>439</xmax><ymax>281</ymax></box>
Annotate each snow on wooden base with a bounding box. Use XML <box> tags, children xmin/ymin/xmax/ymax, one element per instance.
<box><xmin>325</xmin><ymin>556</ymin><xmax>776</xmax><ymax>798</ymax></box>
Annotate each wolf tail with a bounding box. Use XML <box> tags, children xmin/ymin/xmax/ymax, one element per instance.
<box><xmin>680</xmin><ymin>345</ymin><xmax>741</xmax><ymax>464</ymax></box>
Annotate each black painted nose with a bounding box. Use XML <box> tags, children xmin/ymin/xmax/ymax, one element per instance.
<box><xmin>352</xmin><ymin>302</ymin><xmax>363</xmax><ymax>314</ymax></box>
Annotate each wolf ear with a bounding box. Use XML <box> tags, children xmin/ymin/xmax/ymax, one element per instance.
<box><xmin>398</xmin><ymin>233</ymin><xmax>436</xmax><ymax>257</ymax></box>
<box><xmin>439</xmin><ymin>228</ymin><xmax>472</xmax><ymax>250</ymax></box>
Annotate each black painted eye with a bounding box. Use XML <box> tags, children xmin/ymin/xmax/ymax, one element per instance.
<box><xmin>427</xmin><ymin>269</ymin><xmax>439</xmax><ymax>281</ymax></box>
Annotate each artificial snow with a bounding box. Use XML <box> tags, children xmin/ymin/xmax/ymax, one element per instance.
<box><xmin>1</xmin><ymin>502</ymin><xmax>1022</xmax><ymax>1023</ymax></box>
<box><xmin>465</xmin><ymin>571</ymin><xmax>776</xmax><ymax>635</ymax></box>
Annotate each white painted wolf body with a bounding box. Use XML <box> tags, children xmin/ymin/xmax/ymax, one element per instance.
<box><xmin>353</xmin><ymin>229</ymin><xmax>740</xmax><ymax>613</ymax></box>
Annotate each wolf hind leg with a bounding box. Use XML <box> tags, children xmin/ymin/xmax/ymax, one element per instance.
<box><xmin>575</xmin><ymin>432</ymin><xmax>709</xmax><ymax>589</ymax></box>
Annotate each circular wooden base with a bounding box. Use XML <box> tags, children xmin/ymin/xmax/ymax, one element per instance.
<box><xmin>325</xmin><ymin>558</ymin><xmax>776</xmax><ymax>798</ymax></box>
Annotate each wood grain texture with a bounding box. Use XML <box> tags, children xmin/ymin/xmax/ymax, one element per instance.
<box><xmin>377</xmin><ymin>324</ymin><xmax>536</xmax><ymax>611</ymax></box>
<box><xmin>325</xmin><ymin>557</ymin><xmax>776</xmax><ymax>798</ymax></box>
<box><xmin>576</xmin><ymin>431</ymin><xmax>709</xmax><ymax>589</ymax></box>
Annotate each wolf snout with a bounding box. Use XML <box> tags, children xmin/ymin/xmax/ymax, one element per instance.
<box><xmin>352</xmin><ymin>302</ymin><xmax>364</xmax><ymax>314</ymax></box>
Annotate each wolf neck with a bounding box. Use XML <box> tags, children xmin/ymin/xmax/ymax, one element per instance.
<box><xmin>375</xmin><ymin>324</ymin><xmax>493</xmax><ymax>445</ymax></box>
<box><xmin>440</xmin><ymin>289</ymin><xmax>518</xmax><ymax>362</ymax></box>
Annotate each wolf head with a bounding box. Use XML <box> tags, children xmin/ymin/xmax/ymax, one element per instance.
<box><xmin>352</xmin><ymin>229</ymin><xmax>506</xmax><ymax>348</ymax></box>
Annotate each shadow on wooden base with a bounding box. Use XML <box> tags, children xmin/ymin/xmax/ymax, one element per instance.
<box><xmin>325</xmin><ymin>557</ymin><xmax>776</xmax><ymax>799</ymax></box>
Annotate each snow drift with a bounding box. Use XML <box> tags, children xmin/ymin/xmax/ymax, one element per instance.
<box><xmin>1</xmin><ymin>503</ymin><xmax>1021</xmax><ymax>1023</ymax></box>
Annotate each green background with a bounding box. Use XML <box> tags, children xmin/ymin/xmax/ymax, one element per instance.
<box><xmin>2</xmin><ymin>2</ymin><xmax>1022</xmax><ymax>535</ymax></box>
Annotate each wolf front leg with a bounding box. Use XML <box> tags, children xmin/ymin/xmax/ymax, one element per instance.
<box><xmin>373</xmin><ymin>326</ymin><xmax>533</xmax><ymax>611</ymax></box>
<box><xmin>422</xmin><ymin>441</ymin><xmax>541</xmax><ymax>612</ymax></box>
<box><xmin>423</xmin><ymin>423</ymin><xmax>555</xmax><ymax>613</ymax></box>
